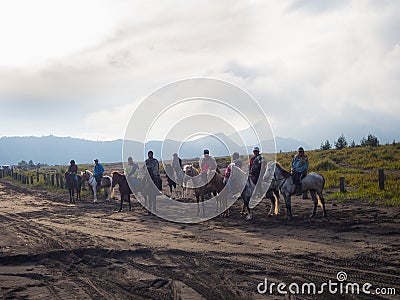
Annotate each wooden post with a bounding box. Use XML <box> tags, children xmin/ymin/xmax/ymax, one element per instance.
<box><xmin>340</xmin><ymin>177</ymin><xmax>345</xmax><ymax>193</ymax></box>
<box><xmin>51</xmin><ymin>174</ymin><xmax>55</xmax><ymax>186</ymax></box>
<box><xmin>60</xmin><ymin>176</ymin><xmax>64</xmax><ymax>189</ymax></box>
<box><xmin>36</xmin><ymin>171</ymin><xmax>39</xmax><ymax>182</ymax></box>
<box><xmin>44</xmin><ymin>173</ymin><xmax>47</xmax><ymax>182</ymax></box>
<box><xmin>379</xmin><ymin>169</ymin><xmax>385</xmax><ymax>190</ymax></box>
<box><xmin>30</xmin><ymin>176</ymin><xmax>34</xmax><ymax>184</ymax></box>
<box><xmin>56</xmin><ymin>173</ymin><xmax>60</xmax><ymax>187</ymax></box>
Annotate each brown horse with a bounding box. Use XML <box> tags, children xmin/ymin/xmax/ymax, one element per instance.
<box><xmin>111</xmin><ymin>171</ymin><xmax>132</xmax><ymax>212</ymax></box>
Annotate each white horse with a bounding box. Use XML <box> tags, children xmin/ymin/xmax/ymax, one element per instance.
<box><xmin>81</xmin><ymin>170</ymin><xmax>114</xmax><ymax>202</ymax></box>
<box><xmin>264</xmin><ymin>161</ymin><xmax>327</xmax><ymax>220</ymax></box>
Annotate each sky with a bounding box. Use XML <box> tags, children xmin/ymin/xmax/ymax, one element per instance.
<box><xmin>0</xmin><ymin>0</ymin><xmax>399</xmax><ymax>148</ymax></box>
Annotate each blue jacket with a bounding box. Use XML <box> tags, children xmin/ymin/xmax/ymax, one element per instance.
<box><xmin>292</xmin><ymin>154</ymin><xmax>309</xmax><ymax>173</ymax></box>
<box><xmin>94</xmin><ymin>163</ymin><xmax>104</xmax><ymax>176</ymax></box>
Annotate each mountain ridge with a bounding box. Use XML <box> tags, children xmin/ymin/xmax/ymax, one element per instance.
<box><xmin>0</xmin><ymin>135</ymin><xmax>310</xmax><ymax>165</ymax></box>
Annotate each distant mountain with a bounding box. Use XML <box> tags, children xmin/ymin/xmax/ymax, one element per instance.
<box><xmin>0</xmin><ymin>134</ymin><xmax>311</xmax><ymax>165</ymax></box>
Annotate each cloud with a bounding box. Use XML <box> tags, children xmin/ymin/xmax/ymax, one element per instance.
<box><xmin>0</xmin><ymin>0</ymin><xmax>399</xmax><ymax>148</ymax></box>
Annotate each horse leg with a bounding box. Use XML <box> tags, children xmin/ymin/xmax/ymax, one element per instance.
<box><xmin>245</xmin><ymin>198</ymin><xmax>252</xmax><ymax>220</ymax></box>
<box><xmin>92</xmin><ymin>184</ymin><xmax>98</xmax><ymax>202</ymax></box>
<box><xmin>201</xmin><ymin>194</ymin><xmax>206</xmax><ymax>218</ymax></box>
<box><xmin>310</xmin><ymin>190</ymin><xmax>318</xmax><ymax>219</ymax></box>
<box><xmin>317</xmin><ymin>191</ymin><xmax>327</xmax><ymax>217</ymax></box>
<box><xmin>128</xmin><ymin>195</ymin><xmax>132</xmax><ymax>211</ymax></box>
<box><xmin>285</xmin><ymin>194</ymin><xmax>293</xmax><ymax>220</ymax></box>
<box><xmin>196</xmin><ymin>194</ymin><xmax>200</xmax><ymax>216</ymax></box>
<box><xmin>118</xmin><ymin>195</ymin><xmax>123</xmax><ymax>212</ymax></box>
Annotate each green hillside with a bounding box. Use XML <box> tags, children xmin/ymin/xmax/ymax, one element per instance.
<box><xmin>275</xmin><ymin>143</ymin><xmax>400</xmax><ymax>206</ymax></box>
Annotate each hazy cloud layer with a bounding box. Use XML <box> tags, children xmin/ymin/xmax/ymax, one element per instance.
<box><xmin>0</xmin><ymin>0</ymin><xmax>399</xmax><ymax>147</ymax></box>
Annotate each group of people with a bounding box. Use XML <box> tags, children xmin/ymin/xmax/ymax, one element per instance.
<box><xmin>66</xmin><ymin>146</ymin><xmax>309</xmax><ymax>197</ymax></box>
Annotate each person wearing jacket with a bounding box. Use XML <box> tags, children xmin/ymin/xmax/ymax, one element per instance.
<box><xmin>291</xmin><ymin>147</ymin><xmax>309</xmax><ymax>196</ymax></box>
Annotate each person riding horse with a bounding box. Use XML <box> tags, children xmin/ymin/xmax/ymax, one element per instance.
<box><xmin>223</xmin><ymin>152</ymin><xmax>242</xmax><ymax>191</ymax></box>
<box><xmin>93</xmin><ymin>159</ymin><xmax>104</xmax><ymax>191</ymax></box>
<box><xmin>199</xmin><ymin>149</ymin><xmax>217</xmax><ymax>198</ymax></box>
<box><xmin>145</xmin><ymin>151</ymin><xmax>162</xmax><ymax>190</ymax></box>
<box><xmin>68</xmin><ymin>160</ymin><xmax>78</xmax><ymax>185</ymax></box>
<box><xmin>291</xmin><ymin>147</ymin><xmax>309</xmax><ymax>196</ymax></box>
<box><xmin>125</xmin><ymin>156</ymin><xmax>139</xmax><ymax>191</ymax></box>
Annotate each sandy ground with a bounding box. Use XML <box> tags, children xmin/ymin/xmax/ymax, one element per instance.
<box><xmin>0</xmin><ymin>179</ymin><xmax>399</xmax><ymax>300</ymax></box>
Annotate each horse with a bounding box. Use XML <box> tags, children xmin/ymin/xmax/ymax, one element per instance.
<box><xmin>227</xmin><ymin>166</ymin><xmax>280</xmax><ymax>220</ymax></box>
<box><xmin>139</xmin><ymin>167</ymin><xmax>160</xmax><ymax>214</ymax></box>
<box><xmin>111</xmin><ymin>171</ymin><xmax>132</xmax><ymax>212</ymax></box>
<box><xmin>184</xmin><ymin>164</ymin><xmax>209</xmax><ymax>217</ymax></box>
<box><xmin>81</xmin><ymin>170</ymin><xmax>113</xmax><ymax>202</ymax></box>
<box><xmin>64</xmin><ymin>172</ymin><xmax>82</xmax><ymax>203</ymax></box>
<box><xmin>182</xmin><ymin>164</ymin><xmax>194</xmax><ymax>199</ymax></box>
<box><xmin>264</xmin><ymin>161</ymin><xmax>327</xmax><ymax>219</ymax></box>
<box><xmin>209</xmin><ymin>171</ymin><xmax>226</xmax><ymax>214</ymax></box>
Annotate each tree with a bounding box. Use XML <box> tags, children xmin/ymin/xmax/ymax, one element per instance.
<box><xmin>18</xmin><ymin>160</ymin><xmax>28</xmax><ymax>167</ymax></box>
<box><xmin>361</xmin><ymin>134</ymin><xmax>379</xmax><ymax>147</ymax></box>
<box><xmin>28</xmin><ymin>160</ymin><xmax>35</xmax><ymax>167</ymax></box>
<box><xmin>335</xmin><ymin>134</ymin><xmax>348</xmax><ymax>150</ymax></box>
<box><xmin>350</xmin><ymin>140</ymin><xmax>356</xmax><ymax>148</ymax></box>
<box><xmin>320</xmin><ymin>140</ymin><xmax>331</xmax><ymax>150</ymax></box>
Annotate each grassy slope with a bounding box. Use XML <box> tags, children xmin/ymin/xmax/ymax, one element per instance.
<box><xmin>275</xmin><ymin>143</ymin><xmax>400</xmax><ymax>206</ymax></box>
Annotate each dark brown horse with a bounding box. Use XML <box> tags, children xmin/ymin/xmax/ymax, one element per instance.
<box><xmin>64</xmin><ymin>172</ymin><xmax>82</xmax><ymax>203</ymax></box>
<box><xmin>111</xmin><ymin>171</ymin><xmax>132</xmax><ymax>212</ymax></box>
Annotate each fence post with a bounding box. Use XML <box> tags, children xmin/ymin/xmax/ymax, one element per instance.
<box><xmin>36</xmin><ymin>171</ymin><xmax>39</xmax><ymax>182</ymax></box>
<box><xmin>378</xmin><ymin>169</ymin><xmax>385</xmax><ymax>190</ymax></box>
<box><xmin>30</xmin><ymin>175</ymin><xmax>34</xmax><ymax>185</ymax></box>
<box><xmin>60</xmin><ymin>176</ymin><xmax>64</xmax><ymax>189</ymax></box>
<box><xmin>339</xmin><ymin>177</ymin><xmax>345</xmax><ymax>193</ymax></box>
<box><xmin>51</xmin><ymin>174</ymin><xmax>55</xmax><ymax>186</ymax></box>
<box><xmin>56</xmin><ymin>173</ymin><xmax>60</xmax><ymax>187</ymax></box>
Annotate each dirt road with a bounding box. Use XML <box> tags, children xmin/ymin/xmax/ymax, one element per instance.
<box><xmin>0</xmin><ymin>180</ymin><xmax>399</xmax><ymax>299</ymax></box>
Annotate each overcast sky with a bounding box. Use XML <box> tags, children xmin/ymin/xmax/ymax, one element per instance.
<box><xmin>0</xmin><ymin>0</ymin><xmax>399</xmax><ymax>148</ymax></box>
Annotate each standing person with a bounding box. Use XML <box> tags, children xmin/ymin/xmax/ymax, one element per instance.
<box><xmin>249</xmin><ymin>147</ymin><xmax>263</xmax><ymax>185</ymax></box>
<box><xmin>291</xmin><ymin>146</ymin><xmax>309</xmax><ymax>196</ymax></box>
<box><xmin>93</xmin><ymin>159</ymin><xmax>104</xmax><ymax>189</ymax></box>
<box><xmin>172</xmin><ymin>153</ymin><xmax>183</xmax><ymax>184</ymax></box>
<box><xmin>125</xmin><ymin>156</ymin><xmax>139</xmax><ymax>190</ymax></box>
<box><xmin>145</xmin><ymin>151</ymin><xmax>162</xmax><ymax>190</ymax></box>
<box><xmin>68</xmin><ymin>160</ymin><xmax>78</xmax><ymax>185</ymax></box>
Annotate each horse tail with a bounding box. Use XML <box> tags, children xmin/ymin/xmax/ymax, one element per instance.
<box><xmin>317</xmin><ymin>173</ymin><xmax>325</xmax><ymax>207</ymax></box>
<box><xmin>274</xmin><ymin>192</ymin><xmax>279</xmax><ymax>215</ymax></box>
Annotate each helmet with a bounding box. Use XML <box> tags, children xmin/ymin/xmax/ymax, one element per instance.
<box><xmin>298</xmin><ymin>147</ymin><xmax>304</xmax><ymax>152</ymax></box>
<box><xmin>94</xmin><ymin>159</ymin><xmax>98</xmax><ymax>162</ymax></box>
<box><xmin>253</xmin><ymin>147</ymin><xmax>260</xmax><ymax>152</ymax></box>
<box><xmin>70</xmin><ymin>160</ymin><xmax>75</xmax><ymax>164</ymax></box>
<box><xmin>204</xmin><ymin>149</ymin><xmax>209</xmax><ymax>155</ymax></box>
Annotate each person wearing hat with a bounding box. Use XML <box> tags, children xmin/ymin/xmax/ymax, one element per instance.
<box><xmin>93</xmin><ymin>159</ymin><xmax>104</xmax><ymax>187</ymax></box>
<box><xmin>291</xmin><ymin>147</ymin><xmax>309</xmax><ymax>196</ymax></box>
<box><xmin>249</xmin><ymin>147</ymin><xmax>264</xmax><ymax>185</ymax></box>
<box><xmin>199</xmin><ymin>149</ymin><xmax>217</xmax><ymax>198</ymax></box>
<box><xmin>68</xmin><ymin>159</ymin><xmax>78</xmax><ymax>185</ymax></box>
<box><xmin>199</xmin><ymin>149</ymin><xmax>217</xmax><ymax>177</ymax></box>
<box><xmin>125</xmin><ymin>156</ymin><xmax>139</xmax><ymax>190</ymax></box>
